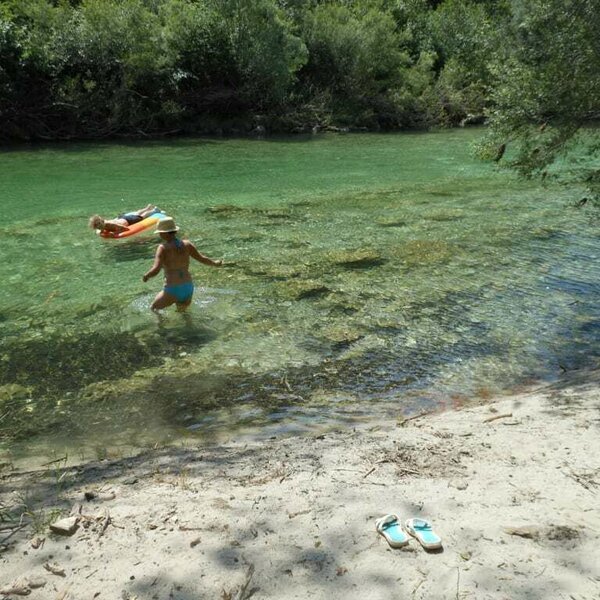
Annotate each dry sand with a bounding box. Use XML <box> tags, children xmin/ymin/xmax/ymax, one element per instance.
<box><xmin>1</xmin><ymin>371</ymin><xmax>599</xmax><ymax>600</ymax></box>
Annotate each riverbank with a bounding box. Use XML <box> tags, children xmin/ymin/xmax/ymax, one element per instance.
<box><xmin>1</xmin><ymin>370</ymin><xmax>599</xmax><ymax>600</ymax></box>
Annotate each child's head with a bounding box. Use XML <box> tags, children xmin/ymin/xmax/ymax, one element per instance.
<box><xmin>89</xmin><ymin>215</ymin><xmax>105</xmax><ymax>230</ymax></box>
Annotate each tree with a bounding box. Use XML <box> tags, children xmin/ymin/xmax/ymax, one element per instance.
<box><xmin>220</xmin><ymin>0</ymin><xmax>307</xmax><ymax>110</ymax></box>
<box><xmin>298</xmin><ymin>2</ymin><xmax>411</xmax><ymax>127</ymax></box>
<box><xmin>428</xmin><ymin>0</ymin><xmax>507</xmax><ymax>124</ymax></box>
<box><xmin>480</xmin><ymin>0</ymin><xmax>600</xmax><ymax>198</ymax></box>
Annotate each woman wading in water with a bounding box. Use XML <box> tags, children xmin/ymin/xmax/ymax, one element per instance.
<box><xmin>142</xmin><ymin>217</ymin><xmax>222</xmax><ymax>312</ymax></box>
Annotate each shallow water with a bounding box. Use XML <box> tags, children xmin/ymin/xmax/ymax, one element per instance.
<box><xmin>1</xmin><ymin>130</ymin><xmax>599</xmax><ymax>464</ymax></box>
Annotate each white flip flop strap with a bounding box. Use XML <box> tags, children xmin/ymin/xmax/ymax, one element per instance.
<box><xmin>377</xmin><ymin>514</ymin><xmax>399</xmax><ymax>529</ymax></box>
<box><xmin>411</xmin><ymin>518</ymin><xmax>432</xmax><ymax>530</ymax></box>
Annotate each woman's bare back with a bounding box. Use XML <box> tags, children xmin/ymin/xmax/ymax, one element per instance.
<box><xmin>160</xmin><ymin>240</ymin><xmax>192</xmax><ymax>284</ymax></box>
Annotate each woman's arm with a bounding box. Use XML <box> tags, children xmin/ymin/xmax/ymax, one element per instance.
<box><xmin>187</xmin><ymin>242</ymin><xmax>223</xmax><ymax>267</ymax></box>
<box><xmin>142</xmin><ymin>246</ymin><xmax>164</xmax><ymax>281</ymax></box>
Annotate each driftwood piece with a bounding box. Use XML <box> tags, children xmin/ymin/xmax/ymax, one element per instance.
<box><xmin>0</xmin><ymin>523</ymin><xmax>27</xmax><ymax>545</ymax></box>
<box><xmin>44</xmin><ymin>562</ymin><xmax>66</xmax><ymax>577</ymax></box>
<box><xmin>503</xmin><ymin>525</ymin><xmax>540</xmax><ymax>539</ymax></box>
<box><xmin>235</xmin><ymin>564</ymin><xmax>256</xmax><ymax>600</ymax></box>
<box><xmin>98</xmin><ymin>511</ymin><xmax>112</xmax><ymax>539</ymax></box>
<box><xmin>483</xmin><ymin>413</ymin><xmax>513</xmax><ymax>423</ymax></box>
<box><xmin>363</xmin><ymin>466</ymin><xmax>376</xmax><ymax>479</ymax></box>
<box><xmin>55</xmin><ymin>586</ymin><xmax>71</xmax><ymax>600</ymax></box>
<box><xmin>397</xmin><ymin>410</ymin><xmax>435</xmax><ymax>427</ymax></box>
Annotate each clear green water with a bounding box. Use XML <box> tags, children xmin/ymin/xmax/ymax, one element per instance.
<box><xmin>1</xmin><ymin>130</ymin><xmax>599</xmax><ymax>463</ymax></box>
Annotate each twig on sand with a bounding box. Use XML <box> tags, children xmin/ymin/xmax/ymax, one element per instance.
<box><xmin>397</xmin><ymin>466</ymin><xmax>422</xmax><ymax>476</ymax></box>
<box><xmin>236</xmin><ymin>564</ymin><xmax>256</xmax><ymax>600</ymax></box>
<box><xmin>0</xmin><ymin>523</ymin><xmax>27</xmax><ymax>545</ymax></box>
<box><xmin>55</xmin><ymin>585</ymin><xmax>71</xmax><ymax>600</ymax></box>
<box><xmin>98</xmin><ymin>511</ymin><xmax>112</xmax><ymax>539</ymax></box>
<box><xmin>398</xmin><ymin>410</ymin><xmax>435</xmax><ymax>427</ymax></box>
<box><xmin>363</xmin><ymin>466</ymin><xmax>376</xmax><ymax>479</ymax></box>
<box><xmin>0</xmin><ymin>523</ymin><xmax>26</xmax><ymax>532</ymax></box>
<box><xmin>162</xmin><ymin>509</ymin><xmax>177</xmax><ymax>522</ymax></box>
<box><xmin>222</xmin><ymin>564</ymin><xmax>257</xmax><ymax>600</ymax></box>
<box><xmin>535</xmin><ymin>565</ymin><xmax>547</xmax><ymax>578</ymax></box>
<box><xmin>40</xmin><ymin>455</ymin><xmax>68</xmax><ymax>467</ymax></box>
<box><xmin>566</xmin><ymin>469</ymin><xmax>597</xmax><ymax>492</ymax></box>
<box><xmin>412</xmin><ymin>578</ymin><xmax>425</xmax><ymax>597</ymax></box>
<box><xmin>483</xmin><ymin>413</ymin><xmax>513</xmax><ymax>423</ymax></box>
<box><xmin>288</xmin><ymin>509</ymin><xmax>311</xmax><ymax>519</ymax></box>
<box><xmin>456</xmin><ymin>567</ymin><xmax>460</xmax><ymax>600</ymax></box>
<box><xmin>523</xmin><ymin>383</ymin><xmax>555</xmax><ymax>396</ymax></box>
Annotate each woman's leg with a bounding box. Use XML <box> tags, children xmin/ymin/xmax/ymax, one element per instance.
<box><xmin>175</xmin><ymin>298</ymin><xmax>192</xmax><ymax>312</ymax></box>
<box><xmin>135</xmin><ymin>204</ymin><xmax>158</xmax><ymax>219</ymax></box>
<box><xmin>151</xmin><ymin>290</ymin><xmax>177</xmax><ymax>311</ymax></box>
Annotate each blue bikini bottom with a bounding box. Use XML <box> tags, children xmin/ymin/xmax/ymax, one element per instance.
<box><xmin>164</xmin><ymin>282</ymin><xmax>194</xmax><ymax>302</ymax></box>
<box><xmin>119</xmin><ymin>212</ymin><xmax>143</xmax><ymax>225</ymax></box>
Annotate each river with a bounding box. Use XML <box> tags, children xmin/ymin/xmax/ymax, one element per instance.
<box><xmin>1</xmin><ymin>129</ymin><xmax>599</xmax><ymax>465</ymax></box>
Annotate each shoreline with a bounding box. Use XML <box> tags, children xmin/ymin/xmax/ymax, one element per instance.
<box><xmin>0</xmin><ymin>371</ymin><xmax>562</xmax><ymax>474</ymax></box>
<box><xmin>1</xmin><ymin>370</ymin><xmax>599</xmax><ymax>599</ymax></box>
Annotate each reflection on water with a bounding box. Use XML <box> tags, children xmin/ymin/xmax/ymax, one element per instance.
<box><xmin>1</xmin><ymin>130</ymin><xmax>599</xmax><ymax>464</ymax></box>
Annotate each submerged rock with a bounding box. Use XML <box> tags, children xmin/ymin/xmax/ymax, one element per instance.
<box><xmin>0</xmin><ymin>383</ymin><xmax>32</xmax><ymax>403</ymax></box>
<box><xmin>255</xmin><ymin>208</ymin><xmax>293</xmax><ymax>221</ymax></box>
<box><xmin>235</xmin><ymin>232</ymin><xmax>264</xmax><ymax>242</ymax></box>
<box><xmin>375</xmin><ymin>218</ymin><xmax>407</xmax><ymax>228</ymax></box>
<box><xmin>277</xmin><ymin>279</ymin><xmax>331</xmax><ymax>300</ymax></box>
<box><xmin>320</xmin><ymin>292</ymin><xmax>363</xmax><ymax>315</ymax></box>
<box><xmin>532</xmin><ymin>227</ymin><xmax>558</xmax><ymax>240</ymax></box>
<box><xmin>307</xmin><ymin>390</ymin><xmax>356</xmax><ymax>406</ymax></box>
<box><xmin>326</xmin><ymin>249</ymin><xmax>385</xmax><ymax>269</ymax></box>
<box><xmin>336</xmin><ymin>334</ymin><xmax>387</xmax><ymax>361</ymax></box>
<box><xmin>206</xmin><ymin>204</ymin><xmax>245</xmax><ymax>216</ymax></box>
<box><xmin>319</xmin><ymin>325</ymin><xmax>364</xmax><ymax>347</ymax></box>
<box><xmin>390</xmin><ymin>240</ymin><xmax>455</xmax><ymax>266</ymax></box>
<box><xmin>426</xmin><ymin>210</ymin><xmax>464</xmax><ymax>222</ymax></box>
<box><xmin>0</xmin><ymin>227</ymin><xmax>31</xmax><ymax>239</ymax></box>
<box><xmin>244</xmin><ymin>263</ymin><xmax>305</xmax><ymax>280</ymax></box>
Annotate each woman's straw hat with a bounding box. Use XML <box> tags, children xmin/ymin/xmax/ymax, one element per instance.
<box><xmin>156</xmin><ymin>217</ymin><xmax>179</xmax><ymax>233</ymax></box>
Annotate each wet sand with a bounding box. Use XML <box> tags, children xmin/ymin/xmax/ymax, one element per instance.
<box><xmin>1</xmin><ymin>370</ymin><xmax>599</xmax><ymax>599</ymax></box>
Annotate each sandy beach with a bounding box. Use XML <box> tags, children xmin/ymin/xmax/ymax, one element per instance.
<box><xmin>1</xmin><ymin>370</ymin><xmax>599</xmax><ymax>600</ymax></box>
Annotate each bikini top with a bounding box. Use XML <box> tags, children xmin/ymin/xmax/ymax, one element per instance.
<box><xmin>161</xmin><ymin>237</ymin><xmax>184</xmax><ymax>250</ymax></box>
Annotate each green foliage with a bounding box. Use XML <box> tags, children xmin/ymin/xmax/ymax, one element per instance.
<box><xmin>481</xmin><ymin>0</ymin><xmax>600</xmax><ymax>193</ymax></box>
<box><xmin>428</xmin><ymin>0</ymin><xmax>501</xmax><ymax>123</ymax></box>
<box><xmin>387</xmin><ymin>0</ymin><xmax>438</xmax><ymax>57</ymax></box>
<box><xmin>0</xmin><ymin>0</ymin><xmax>310</xmax><ymax>138</ymax></box>
<box><xmin>59</xmin><ymin>0</ymin><xmax>175</xmax><ymax>131</ymax></box>
<box><xmin>221</xmin><ymin>0</ymin><xmax>307</xmax><ymax>107</ymax></box>
<box><xmin>0</xmin><ymin>0</ymin><xmax>598</xmax><ymax>159</ymax></box>
<box><xmin>298</xmin><ymin>3</ymin><xmax>412</xmax><ymax>127</ymax></box>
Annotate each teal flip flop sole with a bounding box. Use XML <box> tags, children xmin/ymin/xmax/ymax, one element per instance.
<box><xmin>376</xmin><ymin>514</ymin><xmax>410</xmax><ymax>548</ymax></box>
<box><xmin>404</xmin><ymin>518</ymin><xmax>442</xmax><ymax>550</ymax></box>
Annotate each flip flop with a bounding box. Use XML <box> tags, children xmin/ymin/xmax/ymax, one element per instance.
<box><xmin>404</xmin><ymin>518</ymin><xmax>442</xmax><ymax>550</ymax></box>
<box><xmin>375</xmin><ymin>514</ymin><xmax>410</xmax><ymax>548</ymax></box>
